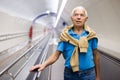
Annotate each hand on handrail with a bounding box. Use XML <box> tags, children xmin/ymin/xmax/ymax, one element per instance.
<box><xmin>29</xmin><ymin>64</ymin><xmax>45</xmax><ymax>72</ymax></box>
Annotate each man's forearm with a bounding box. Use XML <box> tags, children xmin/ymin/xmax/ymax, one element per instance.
<box><xmin>93</xmin><ymin>49</ymin><xmax>100</xmax><ymax>78</ymax></box>
<box><xmin>42</xmin><ymin>50</ymin><xmax>61</xmax><ymax>67</ymax></box>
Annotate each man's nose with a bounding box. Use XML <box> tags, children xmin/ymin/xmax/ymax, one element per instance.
<box><xmin>77</xmin><ymin>15</ymin><xmax>81</xmax><ymax>19</ymax></box>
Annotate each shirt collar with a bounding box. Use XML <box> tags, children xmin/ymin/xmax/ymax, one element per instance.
<box><xmin>68</xmin><ymin>28</ymin><xmax>86</xmax><ymax>36</ymax></box>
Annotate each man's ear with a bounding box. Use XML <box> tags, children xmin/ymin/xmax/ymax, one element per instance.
<box><xmin>70</xmin><ymin>16</ymin><xmax>72</xmax><ymax>20</ymax></box>
<box><xmin>71</xmin><ymin>16</ymin><xmax>73</xmax><ymax>21</ymax></box>
<box><xmin>85</xmin><ymin>17</ymin><xmax>88</xmax><ymax>21</ymax></box>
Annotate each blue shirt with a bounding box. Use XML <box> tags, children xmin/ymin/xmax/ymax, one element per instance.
<box><xmin>57</xmin><ymin>29</ymin><xmax>98</xmax><ymax>70</ymax></box>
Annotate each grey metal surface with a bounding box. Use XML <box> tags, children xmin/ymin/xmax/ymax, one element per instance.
<box><xmin>51</xmin><ymin>55</ymin><xmax>64</xmax><ymax>80</ymax></box>
<box><xmin>100</xmin><ymin>52</ymin><xmax>120</xmax><ymax>80</ymax></box>
<box><xmin>0</xmin><ymin>34</ymin><xmax>51</xmax><ymax>80</ymax></box>
<box><xmin>39</xmin><ymin>43</ymin><xmax>64</xmax><ymax>80</ymax></box>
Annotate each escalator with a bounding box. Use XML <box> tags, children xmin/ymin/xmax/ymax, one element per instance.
<box><xmin>99</xmin><ymin>51</ymin><xmax>120</xmax><ymax>80</ymax></box>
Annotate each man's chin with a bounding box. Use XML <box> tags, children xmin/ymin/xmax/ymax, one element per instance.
<box><xmin>75</xmin><ymin>24</ymin><xmax>83</xmax><ymax>27</ymax></box>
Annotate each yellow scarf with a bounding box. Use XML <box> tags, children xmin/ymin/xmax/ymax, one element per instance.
<box><xmin>59</xmin><ymin>25</ymin><xmax>98</xmax><ymax>72</ymax></box>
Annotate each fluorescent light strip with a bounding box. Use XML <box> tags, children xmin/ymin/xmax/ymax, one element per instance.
<box><xmin>54</xmin><ymin>0</ymin><xmax>68</xmax><ymax>28</ymax></box>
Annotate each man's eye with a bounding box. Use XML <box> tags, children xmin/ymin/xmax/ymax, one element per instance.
<box><xmin>81</xmin><ymin>14</ymin><xmax>85</xmax><ymax>16</ymax></box>
<box><xmin>74</xmin><ymin>14</ymin><xmax>85</xmax><ymax>17</ymax></box>
<box><xmin>74</xmin><ymin>14</ymin><xmax>78</xmax><ymax>16</ymax></box>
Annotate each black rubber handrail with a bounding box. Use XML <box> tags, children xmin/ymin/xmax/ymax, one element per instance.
<box><xmin>26</xmin><ymin>33</ymin><xmax>52</xmax><ymax>80</ymax></box>
<box><xmin>98</xmin><ymin>50</ymin><xmax>120</xmax><ymax>65</ymax></box>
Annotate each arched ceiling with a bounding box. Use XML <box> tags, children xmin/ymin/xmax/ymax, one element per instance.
<box><xmin>0</xmin><ymin>0</ymin><xmax>93</xmax><ymax>28</ymax></box>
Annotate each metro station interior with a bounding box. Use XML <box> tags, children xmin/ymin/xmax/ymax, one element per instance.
<box><xmin>0</xmin><ymin>0</ymin><xmax>120</xmax><ymax>80</ymax></box>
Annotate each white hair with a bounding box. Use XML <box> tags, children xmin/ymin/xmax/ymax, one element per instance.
<box><xmin>71</xmin><ymin>6</ymin><xmax>88</xmax><ymax>17</ymax></box>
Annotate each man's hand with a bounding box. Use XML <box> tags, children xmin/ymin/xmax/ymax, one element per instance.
<box><xmin>30</xmin><ymin>51</ymin><xmax>61</xmax><ymax>72</ymax></box>
<box><xmin>29</xmin><ymin>64</ymin><xmax>45</xmax><ymax>72</ymax></box>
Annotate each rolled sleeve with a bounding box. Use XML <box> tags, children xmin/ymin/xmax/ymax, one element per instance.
<box><xmin>57</xmin><ymin>41</ymin><xmax>65</xmax><ymax>53</ymax></box>
<box><xmin>92</xmin><ymin>38</ymin><xmax>98</xmax><ymax>49</ymax></box>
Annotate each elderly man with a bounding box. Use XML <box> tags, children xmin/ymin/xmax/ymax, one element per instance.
<box><xmin>30</xmin><ymin>6</ymin><xmax>100</xmax><ymax>80</ymax></box>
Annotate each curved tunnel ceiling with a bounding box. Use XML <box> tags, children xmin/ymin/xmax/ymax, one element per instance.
<box><xmin>0</xmin><ymin>0</ymin><xmax>59</xmax><ymax>20</ymax></box>
<box><xmin>0</xmin><ymin>0</ymin><xmax>92</xmax><ymax>28</ymax></box>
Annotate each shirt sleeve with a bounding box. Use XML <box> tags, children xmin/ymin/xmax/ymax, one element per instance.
<box><xmin>57</xmin><ymin>41</ymin><xmax>65</xmax><ymax>53</ymax></box>
<box><xmin>92</xmin><ymin>38</ymin><xmax>98</xmax><ymax>50</ymax></box>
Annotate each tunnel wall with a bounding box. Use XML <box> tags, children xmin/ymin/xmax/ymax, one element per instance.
<box><xmin>86</xmin><ymin>0</ymin><xmax>120</xmax><ymax>58</ymax></box>
<box><xmin>0</xmin><ymin>11</ymin><xmax>44</xmax><ymax>52</ymax></box>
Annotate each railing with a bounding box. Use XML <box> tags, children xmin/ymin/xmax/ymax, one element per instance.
<box><xmin>98</xmin><ymin>50</ymin><xmax>120</xmax><ymax>65</ymax></box>
<box><xmin>0</xmin><ymin>31</ymin><xmax>42</xmax><ymax>42</ymax></box>
<box><xmin>0</xmin><ymin>33</ymin><xmax>52</xmax><ymax>80</ymax></box>
<box><xmin>98</xmin><ymin>50</ymin><xmax>120</xmax><ymax>80</ymax></box>
<box><xmin>26</xmin><ymin>34</ymin><xmax>51</xmax><ymax>80</ymax></box>
<box><xmin>0</xmin><ymin>32</ymin><xmax>28</xmax><ymax>42</ymax></box>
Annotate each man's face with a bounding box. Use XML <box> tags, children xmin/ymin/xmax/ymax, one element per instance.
<box><xmin>71</xmin><ymin>9</ymin><xmax>88</xmax><ymax>27</ymax></box>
